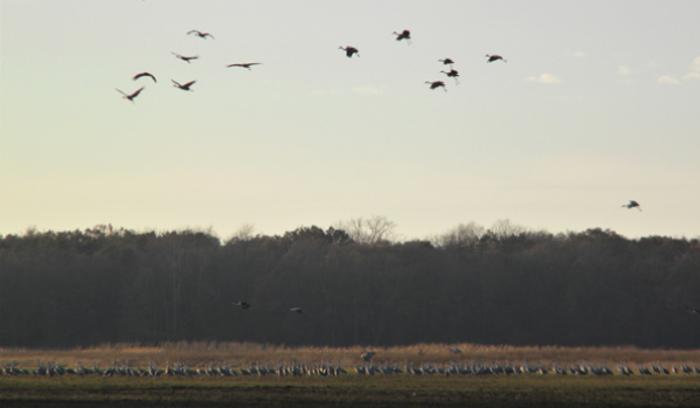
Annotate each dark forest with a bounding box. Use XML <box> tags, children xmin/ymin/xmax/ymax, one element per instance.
<box><xmin>1</xmin><ymin>220</ymin><xmax>699</xmax><ymax>348</ymax></box>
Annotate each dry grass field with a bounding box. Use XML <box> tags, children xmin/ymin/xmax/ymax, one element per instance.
<box><xmin>2</xmin><ymin>342</ymin><xmax>700</xmax><ymax>368</ymax></box>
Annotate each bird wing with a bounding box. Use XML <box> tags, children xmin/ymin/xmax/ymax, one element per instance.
<box><xmin>171</xmin><ymin>79</ymin><xmax>182</xmax><ymax>87</ymax></box>
<box><xmin>205</xmin><ymin>33</ymin><xmax>215</xmax><ymax>39</ymax></box>
<box><xmin>131</xmin><ymin>86</ymin><xmax>145</xmax><ymax>98</ymax></box>
<box><xmin>134</xmin><ymin>72</ymin><xmax>157</xmax><ymax>83</ymax></box>
<box><xmin>187</xmin><ymin>30</ymin><xmax>199</xmax><ymax>35</ymax></box>
<box><xmin>115</xmin><ymin>88</ymin><xmax>128</xmax><ymax>97</ymax></box>
<box><xmin>183</xmin><ymin>80</ymin><xmax>196</xmax><ymax>88</ymax></box>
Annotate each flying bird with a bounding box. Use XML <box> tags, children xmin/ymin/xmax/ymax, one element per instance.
<box><xmin>486</xmin><ymin>54</ymin><xmax>507</xmax><ymax>63</ymax></box>
<box><xmin>226</xmin><ymin>62</ymin><xmax>262</xmax><ymax>70</ymax></box>
<box><xmin>441</xmin><ymin>69</ymin><xmax>460</xmax><ymax>84</ymax></box>
<box><xmin>187</xmin><ymin>30</ymin><xmax>214</xmax><ymax>39</ymax></box>
<box><xmin>115</xmin><ymin>86</ymin><xmax>145</xmax><ymax>102</ymax></box>
<box><xmin>172</xmin><ymin>79</ymin><xmax>196</xmax><ymax>91</ymax></box>
<box><xmin>339</xmin><ymin>46</ymin><xmax>359</xmax><ymax>58</ymax></box>
<box><xmin>622</xmin><ymin>200</ymin><xmax>642</xmax><ymax>211</ymax></box>
<box><xmin>425</xmin><ymin>80</ymin><xmax>447</xmax><ymax>91</ymax></box>
<box><xmin>133</xmin><ymin>72</ymin><xmax>157</xmax><ymax>83</ymax></box>
<box><xmin>233</xmin><ymin>301</ymin><xmax>251</xmax><ymax>310</ymax></box>
<box><xmin>393</xmin><ymin>29</ymin><xmax>411</xmax><ymax>41</ymax></box>
<box><xmin>438</xmin><ymin>58</ymin><xmax>455</xmax><ymax>65</ymax></box>
<box><xmin>172</xmin><ymin>52</ymin><xmax>199</xmax><ymax>63</ymax></box>
<box><xmin>289</xmin><ymin>307</ymin><xmax>303</xmax><ymax>314</ymax></box>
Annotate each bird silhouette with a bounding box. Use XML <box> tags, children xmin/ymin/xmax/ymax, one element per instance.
<box><xmin>226</xmin><ymin>62</ymin><xmax>262</xmax><ymax>70</ymax></box>
<box><xmin>425</xmin><ymin>80</ymin><xmax>447</xmax><ymax>91</ymax></box>
<box><xmin>393</xmin><ymin>29</ymin><xmax>411</xmax><ymax>41</ymax></box>
<box><xmin>233</xmin><ymin>301</ymin><xmax>251</xmax><ymax>310</ymax></box>
<box><xmin>172</xmin><ymin>79</ymin><xmax>196</xmax><ymax>91</ymax></box>
<box><xmin>172</xmin><ymin>52</ymin><xmax>199</xmax><ymax>63</ymax></box>
<box><xmin>440</xmin><ymin>69</ymin><xmax>460</xmax><ymax>84</ymax></box>
<box><xmin>115</xmin><ymin>86</ymin><xmax>145</xmax><ymax>102</ymax></box>
<box><xmin>187</xmin><ymin>30</ymin><xmax>214</xmax><ymax>39</ymax></box>
<box><xmin>486</xmin><ymin>54</ymin><xmax>507</xmax><ymax>63</ymax></box>
<box><xmin>289</xmin><ymin>307</ymin><xmax>303</xmax><ymax>314</ymax></box>
<box><xmin>133</xmin><ymin>72</ymin><xmax>157</xmax><ymax>83</ymax></box>
<box><xmin>438</xmin><ymin>58</ymin><xmax>455</xmax><ymax>65</ymax></box>
<box><xmin>622</xmin><ymin>200</ymin><xmax>642</xmax><ymax>211</ymax></box>
<box><xmin>339</xmin><ymin>46</ymin><xmax>359</xmax><ymax>58</ymax></box>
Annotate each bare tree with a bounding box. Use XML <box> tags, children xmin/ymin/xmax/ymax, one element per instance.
<box><xmin>434</xmin><ymin>222</ymin><xmax>485</xmax><ymax>248</ymax></box>
<box><xmin>488</xmin><ymin>219</ymin><xmax>527</xmax><ymax>239</ymax></box>
<box><xmin>336</xmin><ymin>216</ymin><xmax>396</xmax><ymax>245</ymax></box>
<box><xmin>228</xmin><ymin>224</ymin><xmax>256</xmax><ymax>242</ymax></box>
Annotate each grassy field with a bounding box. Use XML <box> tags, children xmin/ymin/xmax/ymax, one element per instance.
<box><xmin>2</xmin><ymin>343</ymin><xmax>700</xmax><ymax>407</ymax></box>
<box><xmin>2</xmin><ymin>342</ymin><xmax>700</xmax><ymax>368</ymax></box>
<box><xmin>2</xmin><ymin>375</ymin><xmax>700</xmax><ymax>407</ymax></box>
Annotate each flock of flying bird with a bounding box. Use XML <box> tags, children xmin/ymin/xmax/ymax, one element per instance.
<box><xmin>116</xmin><ymin>27</ymin><xmax>658</xmax><ymax>317</ymax></box>
<box><xmin>115</xmin><ymin>28</ymin><xmax>508</xmax><ymax>101</ymax></box>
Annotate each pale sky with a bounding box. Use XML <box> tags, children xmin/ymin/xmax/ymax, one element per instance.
<box><xmin>1</xmin><ymin>0</ymin><xmax>699</xmax><ymax>240</ymax></box>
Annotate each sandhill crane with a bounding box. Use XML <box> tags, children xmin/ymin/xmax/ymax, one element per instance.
<box><xmin>486</xmin><ymin>54</ymin><xmax>507</xmax><ymax>63</ymax></box>
<box><xmin>360</xmin><ymin>351</ymin><xmax>375</xmax><ymax>362</ymax></box>
<box><xmin>187</xmin><ymin>30</ymin><xmax>214</xmax><ymax>39</ymax></box>
<box><xmin>441</xmin><ymin>69</ymin><xmax>460</xmax><ymax>84</ymax></box>
<box><xmin>339</xmin><ymin>46</ymin><xmax>359</xmax><ymax>58</ymax></box>
<box><xmin>439</xmin><ymin>58</ymin><xmax>454</xmax><ymax>65</ymax></box>
<box><xmin>226</xmin><ymin>62</ymin><xmax>262</xmax><ymax>70</ymax></box>
<box><xmin>425</xmin><ymin>80</ymin><xmax>446</xmax><ymax>91</ymax></box>
<box><xmin>622</xmin><ymin>200</ymin><xmax>642</xmax><ymax>211</ymax></box>
<box><xmin>289</xmin><ymin>307</ymin><xmax>303</xmax><ymax>314</ymax></box>
<box><xmin>233</xmin><ymin>301</ymin><xmax>251</xmax><ymax>310</ymax></box>
<box><xmin>133</xmin><ymin>72</ymin><xmax>157</xmax><ymax>83</ymax></box>
<box><xmin>393</xmin><ymin>29</ymin><xmax>411</xmax><ymax>41</ymax></box>
<box><xmin>115</xmin><ymin>86</ymin><xmax>145</xmax><ymax>102</ymax></box>
<box><xmin>172</xmin><ymin>79</ymin><xmax>196</xmax><ymax>91</ymax></box>
<box><xmin>172</xmin><ymin>52</ymin><xmax>199</xmax><ymax>63</ymax></box>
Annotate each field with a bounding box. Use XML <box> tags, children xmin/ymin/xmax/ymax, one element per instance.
<box><xmin>2</xmin><ymin>343</ymin><xmax>700</xmax><ymax>407</ymax></box>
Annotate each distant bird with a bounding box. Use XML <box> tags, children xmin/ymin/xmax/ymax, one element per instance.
<box><xmin>133</xmin><ymin>72</ymin><xmax>157</xmax><ymax>83</ymax></box>
<box><xmin>226</xmin><ymin>62</ymin><xmax>262</xmax><ymax>70</ymax></box>
<box><xmin>438</xmin><ymin>58</ymin><xmax>454</xmax><ymax>65</ymax></box>
<box><xmin>172</xmin><ymin>52</ymin><xmax>199</xmax><ymax>63</ymax></box>
<box><xmin>233</xmin><ymin>301</ymin><xmax>251</xmax><ymax>310</ymax></box>
<box><xmin>622</xmin><ymin>200</ymin><xmax>642</xmax><ymax>211</ymax></box>
<box><xmin>393</xmin><ymin>29</ymin><xmax>411</xmax><ymax>41</ymax></box>
<box><xmin>686</xmin><ymin>307</ymin><xmax>700</xmax><ymax>316</ymax></box>
<box><xmin>115</xmin><ymin>86</ymin><xmax>145</xmax><ymax>102</ymax></box>
<box><xmin>339</xmin><ymin>46</ymin><xmax>359</xmax><ymax>58</ymax></box>
<box><xmin>486</xmin><ymin>54</ymin><xmax>507</xmax><ymax>63</ymax></box>
<box><xmin>360</xmin><ymin>351</ymin><xmax>375</xmax><ymax>362</ymax></box>
<box><xmin>441</xmin><ymin>69</ymin><xmax>460</xmax><ymax>84</ymax></box>
<box><xmin>172</xmin><ymin>79</ymin><xmax>196</xmax><ymax>91</ymax></box>
<box><xmin>289</xmin><ymin>307</ymin><xmax>303</xmax><ymax>314</ymax></box>
<box><xmin>425</xmin><ymin>80</ymin><xmax>446</xmax><ymax>91</ymax></box>
<box><xmin>187</xmin><ymin>30</ymin><xmax>214</xmax><ymax>39</ymax></box>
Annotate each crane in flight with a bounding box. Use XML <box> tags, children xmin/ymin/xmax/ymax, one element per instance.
<box><xmin>289</xmin><ymin>307</ymin><xmax>304</xmax><ymax>314</ymax></box>
<box><xmin>393</xmin><ymin>29</ymin><xmax>411</xmax><ymax>41</ymax></box>
<box><xmin>439</xmin><ymin>58</ymin><xmax>455</xmax><ymax>66</ymax></box>
<box><xmin>132</xmin><ymin>72</ymin><xmax>157</xmax><ymax>83</ymax></box>
<box><xmin>187</xmin><ymin>30</ymin><xmax>214</xmax><ymax>39</ymax></box>
<box><xmin>622</xmin><ymin>200</ymin><xmax>642</xmax><ymax>211</ymax></box>
<box><xmin>172</xmin><ymin>52</ymin><xmax>199</xmax><ymax>63</ymax></box>
<box><xmin>425</xmin><ymin>80</ymin><xmax>447</xmax><ymax>91</ymax></box>
<box><xmin>115</xmin><ymin>86</ymin><xmax>145</xmax><ymax>102</ymax></box>
<box><xmin>486</xmin><ymin>54</ymin><xmax>507</xmax><ymax>63</ymax></box>
<box><xmin>226</xmin><ymin>62</ymin><xmax>262</xmax><ymax>70</ymax></box>
<box><xmin>339</xmin><ymin>46</ymin><xmax>359</xmax><ymax>58</ymax></box>
<box><xmin>172</xmin><ymin>79</ymin><xmax>196</xmax><ymax>91</ymax></box>
<box><xmin>233</xmin><ymin>301</ymin><xmax>251</xmax><ymax>310</ymax></box>
<box><xmin>441</xmin><ymin>69</ymin><xmax>460</xmax><ymax>84</ymax></box>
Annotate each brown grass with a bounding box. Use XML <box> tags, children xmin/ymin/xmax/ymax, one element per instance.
<box><xmin>1</xmin><ymin>342</ymin><xmax>699</xmax><ymax>368</ymax></box>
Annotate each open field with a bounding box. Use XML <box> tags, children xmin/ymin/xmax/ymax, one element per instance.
<box><xmin>2</xmin><ymin>375</ymin><xmax>700</xmax><ymax>407</ymax></box>
<box><xmin>3</xmin><ymin>342</ymin><xmax>700</xmax><ymax>368</ymax></box>
<box><xmin>2</xmin><ymin>343</ymin><xmax>700</xmax><ymax>407</ymax></box>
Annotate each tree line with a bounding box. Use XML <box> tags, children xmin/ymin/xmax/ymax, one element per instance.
<box><xmin>1</xmin><ymin>219</ymin><xmax>699</xmax><ymax>348</ymax></box>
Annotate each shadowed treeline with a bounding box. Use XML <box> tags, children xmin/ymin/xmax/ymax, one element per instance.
<box><xmin>0</xmin><ymin>222</ymin><xmax>699</xmax><ymax>348</ymax></box>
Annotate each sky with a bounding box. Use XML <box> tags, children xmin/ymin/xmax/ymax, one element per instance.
<box><xmin>1</xmin><ymin>0</ymin><xmax>699</xmax><ymax>240</ymax></box>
